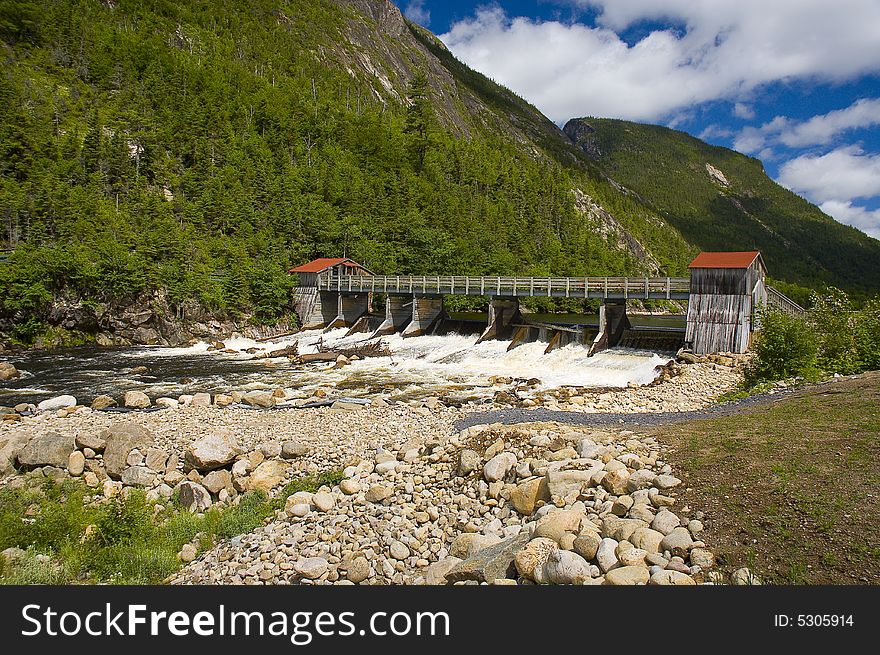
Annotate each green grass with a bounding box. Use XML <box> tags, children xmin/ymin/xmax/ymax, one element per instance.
<box><xmin>0</xmin><ymin>470</ymin><xmax>343</xmax><ymax>584</ymax></box>
<box><xmin>658</xmin><ymin>370</ymin><xmax>880</xmax><ymax>584</ymax></box>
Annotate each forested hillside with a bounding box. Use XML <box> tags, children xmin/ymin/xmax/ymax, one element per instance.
<box><xmin>0</xmin><ymin>0</ymin><xmax>876</xmax><ymax>346</ymax></box>
<box><xmin>566</xmin><ymin>118</ymin><xmax>880</xmax><ymax>301</ymax></box>
<box><xmin>0</xmin><ymin>0</ymin><xmax>696</xmax><ymax>345</ymax></box>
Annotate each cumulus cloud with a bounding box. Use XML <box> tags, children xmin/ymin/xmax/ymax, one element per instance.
<box><xmin>818</xmin><ymin>201</ymin><xmax>880</xmax><ymax>239</ymax></box>
<box><xmin>777</xmin><ymin>146</ymin><xmax>880</xmax><ymax>203</ymax></box>
<box><xmin>403</xmin><ymin>0</ymin><xmax>430</xmax><ymax>27</ymax></box>
<box><xmin>777</xmin><ymin>146</ymin><xmax>880</xmax><ymax>238</ymax></box>
<box><xmin>440</xmin><ymin>1</ymin><xmax>880</xmax><ymax>123</ymax></box>
<box><xmin>734</xmin><ymin>98</ymin><xmax>880</xmax><ymax>154</ymax></box>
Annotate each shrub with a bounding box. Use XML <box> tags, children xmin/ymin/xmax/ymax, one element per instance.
<box><xmin>745</xmin><ymin>307</ymin><xmax>819</xmax><ymax>385</ymax></box>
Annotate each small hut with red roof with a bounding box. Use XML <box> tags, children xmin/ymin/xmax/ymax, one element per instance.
<box><xmin>685</xmin><ymin>251</ymin><xmax>768</xmax><ymax>354</ymax></box>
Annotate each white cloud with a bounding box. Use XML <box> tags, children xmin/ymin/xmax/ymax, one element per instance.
<box><xmin>777</xmin><ymin>146</ymin><xmax>880</xmax><ymax>203</ymax></box>
<box><xmin>698</xmin><ymin>124</ymin><xmax>733</xmax><ymax>140</ymax></box>
<box><xmin>818</xmin><ymin>200</ymin><xmax>880</xmax><ymax>239</ymax></box>
<box><xmin>733</xmin><ymin>103</ymin><xmax>755</xmax><ymax>120</ymax></box>
<box><xmin>403</xmin><ymin>0</ymin><xmax>430</xmax><ymax>27</ymax></box>
<box><xmin>778</xmin><ymin>98</ymin><xmax>880</xmax><ymax>148</ymax></box>
<box><xmin>777</xmin><ymin>146</ymin><xmax>880</xmax><ymax>238</ymax></box>
<box><xmin>440</xmin><ymin>2</ymin><xmax>880</xmax><ymax>123</ymax></box>
<box><xmin>733</xmin><ymin>98</ymin><xmax>880</xmax><ymax>154</ymax></box>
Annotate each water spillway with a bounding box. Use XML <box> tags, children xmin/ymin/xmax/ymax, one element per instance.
<box><xmin>0</xmin><ymin>328</ymin><xmax>675</xmax><ymax>408</ymax></box>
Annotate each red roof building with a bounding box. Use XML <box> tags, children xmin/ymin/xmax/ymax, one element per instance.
<box><xmin>288</xmin><ymin>258</ymin><xmax>372</xmax><ymax>275</ymax></box>
<box><xmin>689</xmin><ymin>251</ymin><xmax>763</xmax><ymax>269</ymax></box>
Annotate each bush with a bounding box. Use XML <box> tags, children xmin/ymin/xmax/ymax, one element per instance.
<box><xmin>745</xmin><ymin>307</ymin><xmax>819</xmax><ymax>385</ymax></box>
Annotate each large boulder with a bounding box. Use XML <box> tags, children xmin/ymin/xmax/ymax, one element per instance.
<box><xmin>0</xmin><ymin>362</ymin><xmax>20</xmax><ymax>381</ymax></box>
<box><xmin>281</xmin><ymin>441</ymin><xmax>311</xmax><ymax>459</ymax></box>
<box><xmin>37</xmin><ymin>395</ymin><xmax>77</xmax><ymax>413</ymax></box>
<box><xmin>0</xmin><ymin>431</ymin><xmax>32</xmax><ymax>476</ymax></box>
<box><xmin>449</xmin><ymin>533</ymin><xmax>502</xmax><ymax>559</ymax></box>
<box><xmin>242</xmin><ymin>391</ymin><xmax>275</xmax><ymax>408</ymax></box>
<box><xmin>177</xmin><ymin>481</ymin><xmax>212</xmax><ymax>512</ymax></box>
<box><xmin>456</xmin><ymin>449</ymin><xmax>481</xmax><ymax>476</ymax></box>
<box><xmin>532</xmin><ymin>509</ymin><xmax>583</xmax><ymax>544</ymax></box>
<box><xmin>247</xmin><ymin>460</ymin><xmax>289</xmax><ymax>493</ymax></box>
<box><xmin>16</xmin><ymin>432</ymin><xmax>75</xmax><ymax>469</ymax></box>
<box><xmin>90</xmin><ymin>395</ymin><xmax>117</xmax><ymax>411</ymax></box>
<box><xmin>184</xmin><ymin>430</ymin><xmax>242</xmax><ymax>472</ymax></box>
<box><xmin>483</xmin><ymin>452</ymin><xmax>517</xmax><ymax>482</ymax></box>
<box><xmin>102</xmin><ymin>423</ymin><xmax>156</xmax><ymax>479</ymax></box>
<box><xmin>544</xmin><ymin>549</ymin><xmax>593</xmax><ymax>585</ymax></box>
<box><xmin>424</xmin><ymin>557</ymin><xmax>462</xmax><ymax>585</ymax></box>
<box><xmin>510</xmin><ymin>476</ymin><xmax>551</xmax><ymax>515</ymax></box>
<box><xmin>123</xmin><ymin>391</ymin><xmax>151</xmax><ymax>409</ymax></box>
<box><xmin>121</xmin><ymin>466</ymin><xmax>156</xmax><ymax>488</ymax></box>
<box><xmin>445</xmin><ymin>533</ymin><xmax>530</xmax><ymax>583</ymax></box>
<box><xmin>514</xmin><ymin>537</ymin><xmax>558</xmax><ymax>582</ymax></box>
<box><xmin>546</xmin><ymin>469</ymin><xmax>595</xmax><ymax>498</ymax></box>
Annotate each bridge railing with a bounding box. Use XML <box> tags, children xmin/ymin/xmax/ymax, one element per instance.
<box><xmin>766</xmin><ymin>285</ymin><xmax>806</xmax><ymax>316</ymax></box>
<box><xmin>316</xmin><ymin>274</ymin><xmax>690</xmax><ymax>299</ymax></box>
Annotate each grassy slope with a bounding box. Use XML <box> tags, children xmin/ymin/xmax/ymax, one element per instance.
<box><xmin>583</xmin><ymin>119</ymin><xmax>880</xmax><ymax>294</ymax></box>
<box><xmin>655</xmin><ymin>371</ymin><xmax>880</xmax><ymax>584</ymax></box>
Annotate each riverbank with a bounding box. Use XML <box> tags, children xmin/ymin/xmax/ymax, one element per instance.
<box><xmin>0</xmin><ymin>359</ymin><xmax>751</xmax><ymax>586</ymax></box>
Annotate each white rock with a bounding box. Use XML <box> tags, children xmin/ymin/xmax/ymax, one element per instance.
<box><xmin>295</xmin><ymin>557</ymin><xmax>328</xmax><ymax>580</ymax></box>
<box><xmin>596</xmin><ymin>538</ymin><xmax>620</xmax><ymax>573</ymax></box>
<box><xmin>543</xmin><ymin>549</ymin><xmax>593</xmax><ymax>585</ymax></box>
<box><xmin>483</xmin><ymin>452</ymin><xmax>516</xmax><ymax>482</ymax></box>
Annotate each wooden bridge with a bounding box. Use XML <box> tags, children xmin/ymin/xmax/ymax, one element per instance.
<box><xmin>291</xmin><ymin>252</ymin><xmax>803</xmax><ymax>356</ymax></box>
<box><xmin>317</xmin><ymin>274</ymin><xmax>691</xmax><ymax>300</ymax></box>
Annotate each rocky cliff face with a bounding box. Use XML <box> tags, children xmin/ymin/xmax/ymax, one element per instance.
<box><xmin>563</xmin><ymin>119</ymin><xmax>602</xmax><ymax>159</ymax></box>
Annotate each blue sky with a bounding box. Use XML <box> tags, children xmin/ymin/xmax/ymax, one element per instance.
<box><xmin>401</xmin><ymin>1</ymin><xmax>880</xmax><ymax>239</ymax></box>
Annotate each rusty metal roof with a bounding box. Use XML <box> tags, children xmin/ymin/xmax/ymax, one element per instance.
<box><xmin>289</xmin><ymin>258</ymin><xmax>371</xmax><ymax>274</ymax></box>
<box><xmin>689</xmin><ymin>251</ymin><xmax>762</xmax><ymax>269</ymax></box>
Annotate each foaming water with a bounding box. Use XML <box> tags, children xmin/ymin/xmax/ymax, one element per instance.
<box><xmin>1</xmin><ymin>329</ymin><xmax>672</xmax><ymax>406</ymax></box>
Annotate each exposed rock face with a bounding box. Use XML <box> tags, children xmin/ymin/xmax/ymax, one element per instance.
<box><xmin>16</xmin><ymin>432</ymin><xmax>75</xmax><ymax>469</ymax></box>
<box><xmin>562</xmin><ymin>118</ymin><xmax>601</xmax><ymax>159</ymax></box>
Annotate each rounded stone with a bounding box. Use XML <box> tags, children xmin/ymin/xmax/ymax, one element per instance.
<box><xmin>390</xmin><ymin>541</ymin><xmax>411</xmax><ymax>561</ymax></box>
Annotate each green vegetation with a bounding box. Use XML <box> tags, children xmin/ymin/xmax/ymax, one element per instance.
<box><xmin>579</xmin><ymin>119</ymin><xmax>880</xmax><ymax>295</ymax></box>
<box><xmin>0</xmin><ymin>470</ymin><xmax>342</xmax><ymax>584</ymax></box>
<box><xmin>745</xmin><ymin>289</ymin><xmax>880</xmax><ymax>386</ymax></box>
<box><xmin>659</xmin><ymin>371</ymin><xmax>880</xmax><ymax>584</ymax></box>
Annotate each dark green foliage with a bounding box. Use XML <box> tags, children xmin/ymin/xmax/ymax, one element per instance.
<box><xmin>0</xmin><ymin>0</ymin><xmax>651</xmax><ymax>342</ymax></box>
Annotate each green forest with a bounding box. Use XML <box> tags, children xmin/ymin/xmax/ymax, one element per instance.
<box><xmin>0</xmin><ymin>0</ymin><xmax>877</xmax><ymax>346</ymax></box>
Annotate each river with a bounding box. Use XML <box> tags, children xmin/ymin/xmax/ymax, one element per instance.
<box><xmin>0</xmin><ymin>318</ymin><xmax>683</xmax><ymax>408</ymax></box>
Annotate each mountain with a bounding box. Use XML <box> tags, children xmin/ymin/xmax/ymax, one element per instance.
<box><xmin>0</xmin><ymin>0</ymin><xmax>876</xmax><ymax>346</ymax></box>
<box><xmin>564</xmin><ymin>118</ymin><xmax>880</xmax><ymax>299</ymax></box>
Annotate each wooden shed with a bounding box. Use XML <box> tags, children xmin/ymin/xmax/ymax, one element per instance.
<box><xmin>289</xmin><ymin>258</ymin><xmax>373</xmax><ymax>328</ymax></box>
<box><xmin>685</xmin><ymin>251</ymin><xmax>768</xmax><ymax>354</ymax></box>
